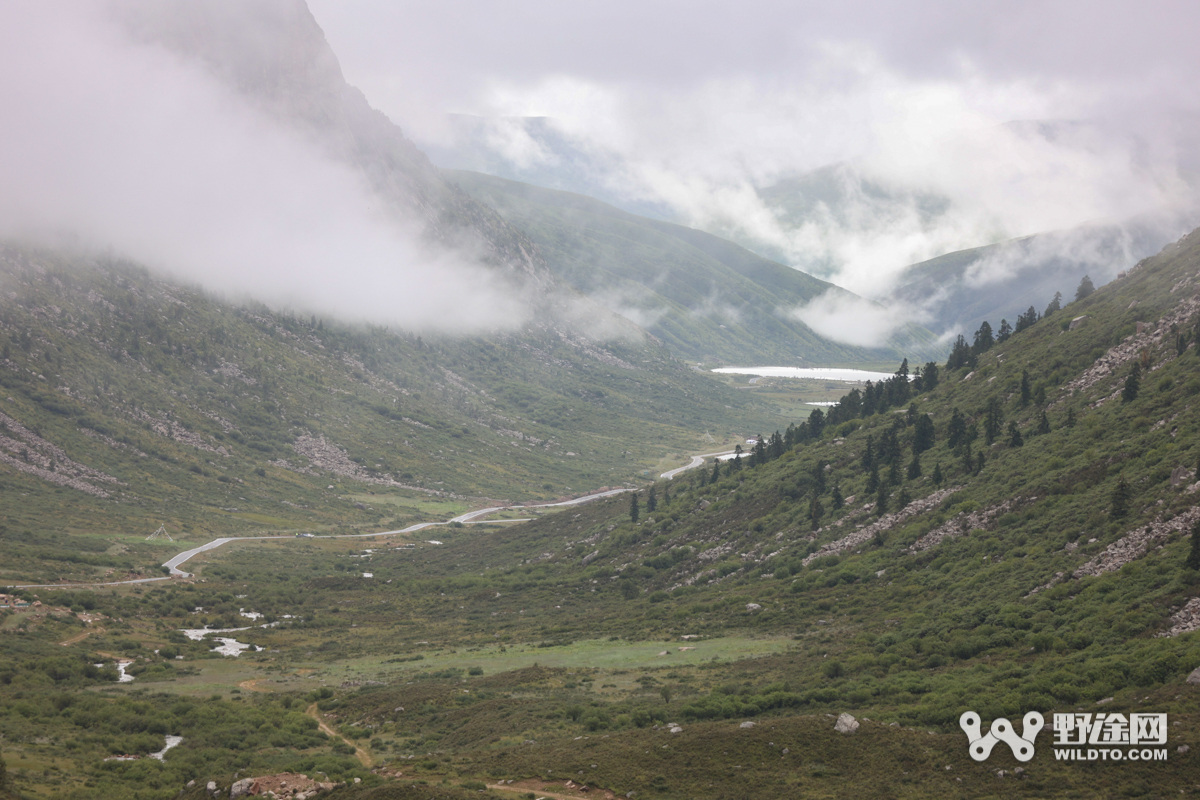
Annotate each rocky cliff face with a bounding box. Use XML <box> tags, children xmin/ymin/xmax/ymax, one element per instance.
<box><xmin>114</xmin><ymin>0</ymin><xmax>547</xmax><ymax>284</ymax></box>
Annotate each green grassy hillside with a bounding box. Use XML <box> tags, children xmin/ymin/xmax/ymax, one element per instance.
<box><xmin>447</xmin><ymin>171</ymin><xmax>942</xmax><ymax>366</ymax></box>
<box><xmin>7</xmin><ymin>228</ymin><xmax>1200</xmax><ymax>798</ymax></box>
<box><xmin>0</xmin><ymin>242</ymin><xmax>784</xmax><ymax>586</ymax></box>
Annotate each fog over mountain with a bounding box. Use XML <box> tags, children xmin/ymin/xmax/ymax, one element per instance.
<box><xmin>310</xmin><ymin>0</ymin><xmax>1200</xmax><ymax>341</ymax></box>
<box><xmin>0</xmin><ymin>1</ymin><xmax>541</xmax><ymax>334</ymax></box>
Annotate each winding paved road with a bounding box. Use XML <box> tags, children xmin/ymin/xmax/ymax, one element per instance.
<box><xmin>8</xmin><ymin>450</ymin><xmax>724</xmax><ymax>590</ymax></box>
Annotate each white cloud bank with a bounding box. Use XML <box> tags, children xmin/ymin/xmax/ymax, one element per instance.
<box><xmin>0</xmin><ymin>2</ymin><xmax>527</xmax><ymax>334</ymax></box>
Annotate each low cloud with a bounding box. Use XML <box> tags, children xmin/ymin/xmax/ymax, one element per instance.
<box><xmin>789</xmin><ymin>290</ymin><xmax>918</xmax><ymax>348</ymax></box>
<box><xmin>0</xmin><ymin>3</ymin><xmax>528</xmax><ymax>334</ymax></box>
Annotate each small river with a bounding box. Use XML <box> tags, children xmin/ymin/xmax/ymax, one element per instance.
<box><xmin>711</xmin><ymin>366</ymin><xmax>897</xmax><ymax>382</ymax></box>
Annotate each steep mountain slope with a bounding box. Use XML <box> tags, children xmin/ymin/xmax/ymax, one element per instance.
<box><xmin>0</xmin><ymin>243</ymin><xmax>776</xmax><ymax>586</ymax></box>
<box><xmin>245</xmin><ymin>224</ymin><xmax>1200</xmax><ymax>796</ymax></box>
<box><xmin>892</xmin><ymin>214</ymin><xmax>1197</xmax><ymax>336</ymax></box>
<box><xmin>447</xmin><ymin>170</ymin><xmax>942</xmax><ymax>365</ymax></box>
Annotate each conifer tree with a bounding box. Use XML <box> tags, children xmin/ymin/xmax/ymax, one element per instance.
<box><xmin>875</xmin><ymin>483</ymin><xmax>888</xmax><ymax>516</ymax></box>
<box><xmin>1123</xmin><ymin>363</ymin><xmax>1141</xmax><ymax>402</ymax></box>
<box><xmin>711</xmin><ymin>460</ymin><xmax>721</xmax><ymax>483</ymax></box>
<box><xmin>866</xmin><ymin>464</ymin><xmax>880</xmax><ymax>493</ymax></box>
<box><xmin>907</xmin><ymin>452</ymin><xmax>922</xmax><ymax>480</ymax></box>
<box><xmin>896</xmin><ymin>486</ymin><xmax>911</xmax><ymax>509</ymax></box>
<box><xmin>984</xmin><ymin>397</ymin><xmax>1004</xmax><ymax>445</ymax></box>
<box><xmin>1111</xmin><ymin>476</ymin><xmax>1132</xmax><ymax>518</ymax></box>
<box><xmin>862</xmin><ymin>434</ymin><xmax>875</xmax><ymax>470</ymax></box>
<box><xmin>962</xmin><ymin>442</ymin><xmax>973</xmax><ymax>474</ymax></box>
<box><xmin>1065</xmin><ymin>407</ymin><xmax>1077</xmax><ymax>427</ymax></box>
<box><xmin>647</xmin><ymin>485</ymin><xmax>657</xmax><ymax>513</ymax></box>
<box><xmin>831</xmin><ymin>484</ymin><xmax>844</xmax><ymax>511</ymax></box>
<box><xmin>1008</xmin><ymin>421</ymin><xmax>1024</xmax><ymax>447</ymax></box>
<box><xmin>630</xmin><ymin>493</ymin><xmax>640</xmax><ymax>523</ymax></box>
<box><xmin>1044</xmin><ymin>290</ymin><xmax>1063</xmax><ymax>317</ymax></box>
<box><xmin>913</xmin><ymin>413</ymin><xmax>935</xmax><ymax>453</ymax></box>
<box><xmin>996</xmin><ymin>319</ymin><xmax>1013</xmax><ymax>343</ymax></box>
<box><xmin>975</xmin><ymin>451</ymin><xmax>985</xmax><ymax>475</ymax></box>
<box><xmin>1020</xmin><ymin>370</ymin><xmax>1032</xmax><ymax>406</ymax></box>
<box><xmin>972</xmin><ymin>321</ymin><xmax>995</xmax><ymax>355</ymax></box>
<box><xmin>813</xmin><ymin>461</ymin><xmax>827</xmax><ymax>494</ymax></box>
<box><xmin>887</xmin><ymin>459</ymin><xmax>902</xmax><ymax>487</ymax></box>
<box><xmin>947</xmin><ymin>408</ymin><xmax>967</xmax><ymax>448</ymax></box>
<box><xmin>932</xmin><ymin>462</ymin><xmax>944</xmax><ymax>486</ymax></box>
<box><xmin>1036</xmin><ymin>410</ymin><xmax>1050</xmax><ymax>435</ymax></box>
<box><xmin>1075</xmin><ymin>274</ymin><xmax>1095</xmax><ymax>301</ymax></box>
<box><xmin>810</xmin><ymin>496</ymin><xmax>824</xmax><ymax>531</ymax></box>
<box><xmin>663</xmin><ymin>484</ymin><xmax>670</xmax><ymax>505</ymax></box>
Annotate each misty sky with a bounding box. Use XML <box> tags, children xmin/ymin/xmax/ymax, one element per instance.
<box><xmin>3</xmin><ymin>1</ymin><xmax>1199</xmax><ymax>345</ymax></box>
<box><xmin>311</xmin><ymin>0</ymin><xmax>1200</xmax><ymax>338</ymax></box>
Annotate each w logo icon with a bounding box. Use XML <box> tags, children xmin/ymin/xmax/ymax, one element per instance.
<box><xmin>960</xmin><ymin>711</ymin><xmax>1044</xmax><ymax>762</ymax></box>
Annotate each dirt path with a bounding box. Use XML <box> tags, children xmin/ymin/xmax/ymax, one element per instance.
<box><xmin>306</xmin><ymin>702</ymin><xmax>373</xmax><ymax>768</ymax></box>
<box><xmin>59</xmin><ymin>626</ymin><xmax>103</xmax><ymax>646</ymax></box>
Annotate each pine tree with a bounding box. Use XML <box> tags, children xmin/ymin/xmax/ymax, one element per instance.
<box><xmin>996</xmin><ymin>319</ymin><xmax>1013</xmax><ymax>343</ymax></box>
<box><xmin>831</xmin><ymin>484</ymin><xmax>844</xmax><ymax>511</ymax></box>
<box><xmin>1020</xmin><ymin>370</ymin><xmax>1032</xmax><ymax>406</ymax></box>
<box><xmin>896</xmin><ymin>486</ymin><xmax>911</xmax><ymax>509</ymax></box>
<box><xmin>962</xmin><ymin>442</ymin><xmax>973</xmax><ymax>474</ymax></box>
<box><xmin>887</xmin><ymin>459</ymin><xmax>902</xmax><ymax>487</ymax></box>
<box><xmin>812</xmin><ymin>461</ymin><xmax>827</xmax><ymax>494</ymax></box>
<box><xmin>907</xmin><ymin>452</ymin><xmax>922</xmax><ymax>480</ymax></box>
<box><xmin>1036</xmin><ymin>410</ymin><xmax>1050</xmax><ymax>435</ymax></box>
<box><xmin>866</xmin><ymin>464</ymin><xmax>880</xmax><ymax>493</ymax></box>
<box><xmin>1075</xmin><ymin>274</ymin><xmax>1095</xmax><ymax>301</ymax></box>
<box><xmin>913</xmin><ymin>413</ymin><xmax>935</xmax><ymax>453</ymax></box>
<box><xmin>972</xmin><ymin>321</ymin><xmax>995</xmax><ymax>355</ymax></box>
<box><xmin>1065</xmin><ymin>407</ymin><xmax>1077</xmax><ymax>427</ymax></box>
<box><xmin>1123</xmin><ymin>363</ymin><xmax>1141</xmax><ymax>402</ymax></box>
<box><xmin>1189</xmin><ymin>519</ymin><xmax>1200</xmax><ymax>570</ymax></box>
<box><xmin>1111</xmin><ymin>476</ymin><xmax>1132</xmax><ymax>518</ymax></box>
<box><xmin>663</xmin><ymin>484</ymin><xmax>670</xmax><ymax>505</ymax></box>
<box><xmin>932</xmin><ymin>462</ymin><xmax>944</xmax><ymax>486</ymax></box>
<box><xmin>875</xmin><ymin>483</ymin><xmax>888</xmax><ymax>516</ymax></box>
<box><xmin>711</xmin><ymin>460</ymin><xmax>721</xmax><ymax>483</ymax></box>
<box><xmin>629</xmin><ymin>493</ymin><xmax>640</xmax><ymax>523</ymax></box>
<box><xmin>975</xmin><ymin>451</ymin><xmax>985</xmax><ymax>475</ymax></box>
<box><xmin>947</xmin><ymin>408</ymin><xmax>967</xmax><ymax>448</ymax></box>
<box><xmin>647</xmin><ymin>485</ymin><xmax>657</xmax><ymax>513</ymax></box>
<box><xmin>984</xmin><ymin>397</ymin><xmax>1004</xmax><ymax>445</ymax></box>
<box><xmin>862</xmin><ymin>434</ymin><xmax>875</xmax><ymax>470</ymax></box>
<box><xmin>1008</xmin><ymin>421</ymin><xmax>1024</xmax><ymax>447</ymax></box>
<box><xmin>810</xmin><ymin>496</ymin><xmax>824</xmax><ymax>530</ymax></box>
<box><xmin>1044</xmin><ymin>290</ymin><xmax>1063</xmax><ymax>317</ymax></box>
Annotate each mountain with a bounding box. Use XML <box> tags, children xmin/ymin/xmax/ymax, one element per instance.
<box><xmin>11</xmin><ymin>223</ymin><xmax>1198</xmax><ymax>799</ymax></box>
<box><xmin>446</xmin><ymin>170</ymin><xmax>942</xmax><ymax>365</ymax></box>
<box><xmin>892</xmin><ymin>213</ymin><xmax>1198</xmax><ymax>336</ymax></box>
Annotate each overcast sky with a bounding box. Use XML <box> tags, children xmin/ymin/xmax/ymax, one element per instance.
<box><xmin>305</xmin><ymin>1</ymin><xmax>1200</xmax><ymax>342</ymax></box>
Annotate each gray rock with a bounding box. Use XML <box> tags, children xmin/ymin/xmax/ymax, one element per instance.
<box><xmin>207</xmin><ymin>781</ymin><xmax>218</xmax><ymax>797</ymax></box>
<box><xmin>739</xmin><ymin>721</ymin><xmax>756</xmax><ymax>729</ymax></box>
<box><xmin>1096</xmin><ymin>696</ymin><xmax>1114</xmax><ymax>704</ymax></box>
<box><xmin>746</xmin><ymin>603</ymin><xmax>762</xmax><ymax>611</ymax></box>
<box><xmin>1069</xmin><ymin>315</ymin><xmax>1088</xmax><ymax>330</ymax></box>
<box><xmin>230</xmin><ymin>778</ymin><xmax>255</xmax><ymax>799</ymax></box>
<box><xmin>581</xmin><ymin>550</ymin><xmax>600</xmax><ymax>566</ymax></box>
<box><xmin>834</xmin><ymin>712</ymin><xmax>859</xmax><ymax>734</ymax></box>
<box><xmin>1187</xmin><ymin>667</ymin><xmax>1200</xmax><ymax>685</ymax></box>
<box><xmin>1178</xmin><ymin>744</ymin><xmax>1190</xmax><ymax>754</ymax></box>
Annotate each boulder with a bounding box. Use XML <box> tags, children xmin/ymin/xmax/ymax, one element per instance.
<box><xmin>746</xmin><ymin>603</ymin><xmax>762</xmax><ymax>612</ymax></box>
<box><xmin>206</xmin><ymin>781</ymin><xmax>218</xmax><ymax>797</ymax></box>
<box><xmin>230</xmin><ymin>778</ymin><xmax>255</xmax><ymax>799</ymax></box>
<box><xmin>739</xmin><ymin>721</ymin><xmax>755</xmax><ymax>729</ymax></box>
<box><xmin>1186</xmin><ymin>667</ymin><xmax>1200</xmax><ymax>685</ymax></box>
<box><xmin>834</xmin><ymin>713</ymin><xmax>859</xmax><ymax>734</ymax></box>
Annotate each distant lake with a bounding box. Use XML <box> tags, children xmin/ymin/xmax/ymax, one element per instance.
<box><xmin>712</xmin><ymin>366</ymin><xmax>896</xmax><ymax>382</ymax></box>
